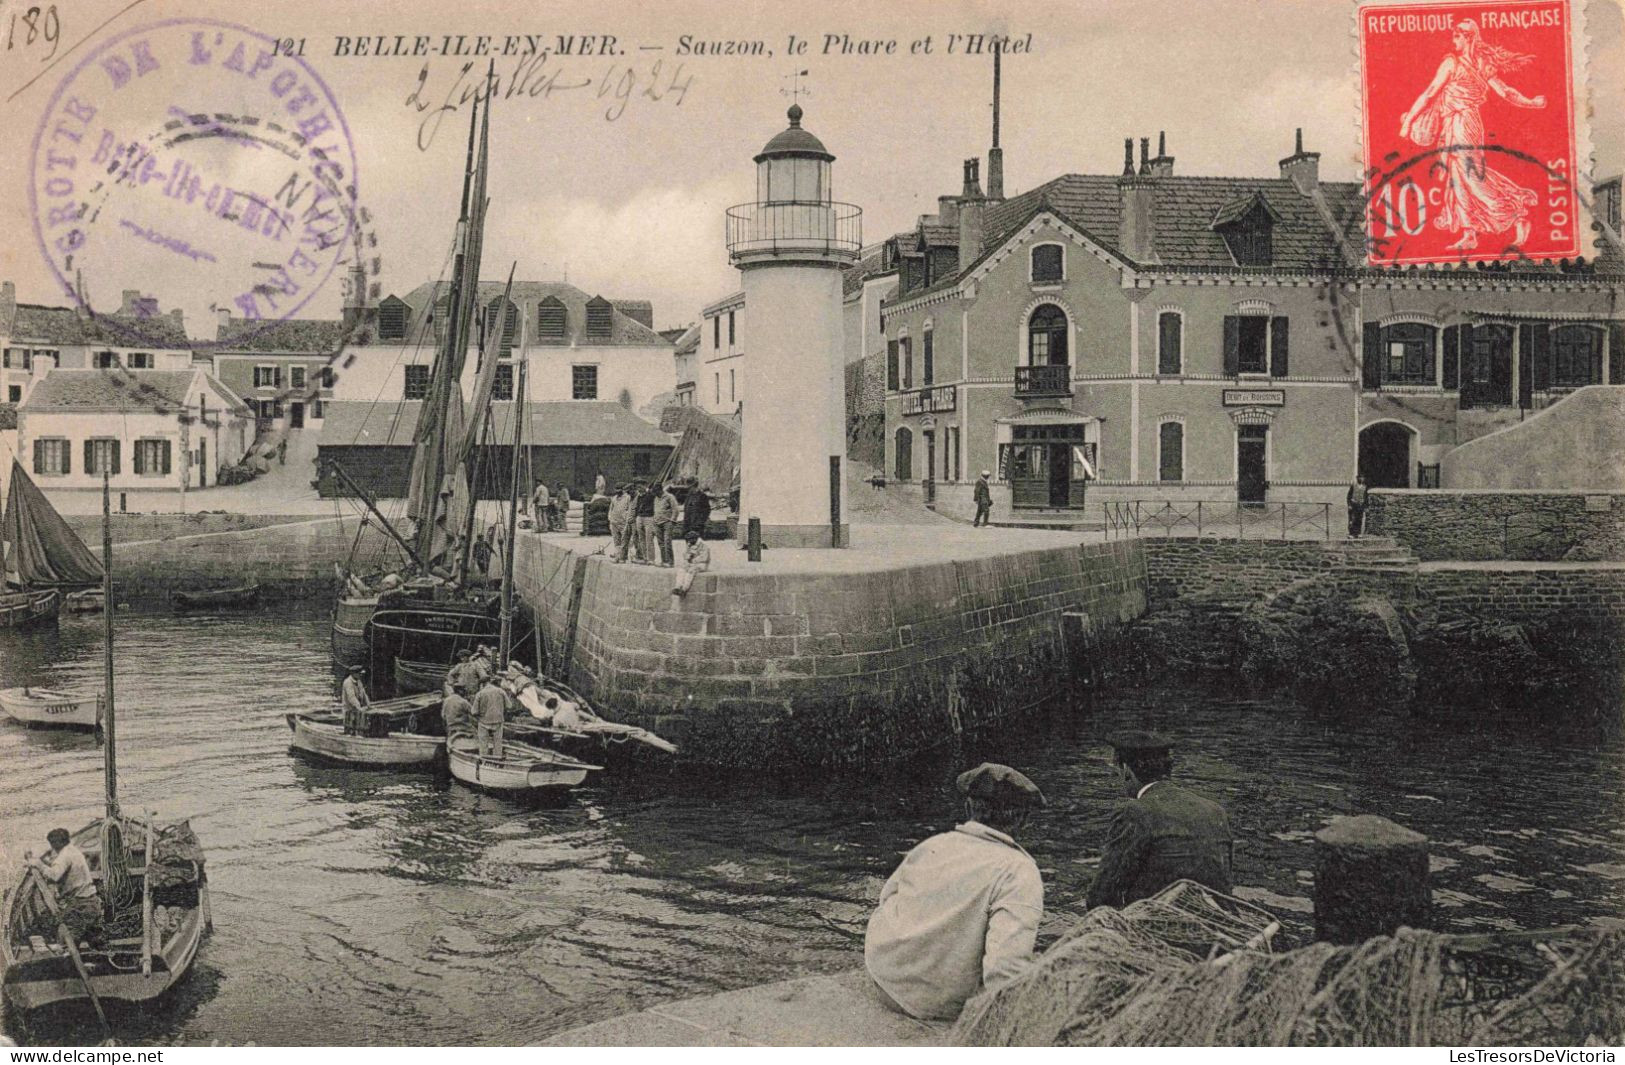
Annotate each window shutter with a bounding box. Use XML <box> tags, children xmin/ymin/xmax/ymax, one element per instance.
<box><xmin>1610</xmin><ymin>323</ymin><xmax>1625</xmax><ymax>385</ymax></box>
<box><xmin>923</xmin><ymin>331</ymin><xmax>934</xmax><ymax>386</ymax></box>
<box><xmin>33</xmin><ymin>443</ymin><xmax>45</xmax><ymax>474</ymax></box>
<box><xmin>1518</xmin><ymin>324</ymin><xmax>1536</xmax><ymax>408</ymax></box>
<box><xmin>1269</xmin><ymin>317</ymin><xmax>1289</xmax><ymax>378</ymax></box>
<box><xmin>1362</xmin><ymin>323</ymin><xmax>1382</xmax><ymax>388</ymax></box>
<box><xmin>1530</xmin><ymin>324</ymin><xmax>1551</xmax><ymax>391</ymax></box>
<box><xmin>274</xmin><ymin>367</ymin><xmax>284</xmax><ymax>388</ymax></box>
<box><xmin>84</xmin><ymin>440</ymin><xmax>94</xmax><ymax>473</ymax></box>
<box><xmin>886</xmin><ymin>340</ymin><xmax>899</xmax><ymax>390</ymax></box>
<box><xmin>1442</xmin><ymin>325</ymin><xmax>1460</xmax><ymax>390</ymax></box>
<box><xmin>133</xmin><ymin>443</ymin><xmax>146</xmax><ymax>476</ymax></box>
<box><xmin>1223</xmin><ymin>316</ymin><xmax>1240</xmax><ymax>376</ymax></box>
<box><xmin>1158</xmin><ymin>313</ymin><xmax>1181</xmax><ymax>374</ymax></box>
<box><xmin>62</xmin><ymin>442</ymin><xmax>69</xmax><ymax>475</ymax></box>
<box><xmin>111</xmin><ymin>441</ymin><xmax>121</xmax><ymax>476</ymax></box>
<box><xmin>162</xmin><ymin>440</ymin><xmax>172</xmax><ymax>475</ymax></box>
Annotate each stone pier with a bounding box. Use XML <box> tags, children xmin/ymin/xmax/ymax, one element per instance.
<box><xmin>513</xmin><ymin>525</ymin><xmax>1148</xmax><ymax>768</ymax></box>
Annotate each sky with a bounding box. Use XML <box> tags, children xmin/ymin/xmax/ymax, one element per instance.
<box><xmin>2</xmin><ymin>0</ymin><xmax>1620</xmax><ymax>335</ymax></box>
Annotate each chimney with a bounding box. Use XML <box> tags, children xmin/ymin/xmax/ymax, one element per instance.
<box><xmin>961</xmin><ymin>158</ymin><xmax>985</xmax><ymax>201</ymax></box>
<box><xmin>987</xmin><ymin>50</ymin><xmax>1005</xmax><ymax>201</ymax></box>
<box><xmin>342</xmin><ymin>260</ymin><xmax>368</xmax><ymax>330</ymax></box>
<box><xmin>1118</xmin><ymin>136</ymin><xmax>1158</xmax><ymax>264</ymax></box>
<box><xmin>0</xmin><ymin>281</ymin><xmax>14</xmax><ymax>330</ymax></box>
<box><xmin>1149</xmin><ymin>131</ymin><xmax>1174</xmax><ymax>178</ymax></box>
<box><xmin>170</xmin><ymin>308</ymin><xmax>185</xmax><ymax>335</ymax></box>
<box><xmin>1595</xmin><ymin>176</ymin><xmax>1622</xmax><ymax>235</ymax></box>
<box><xmin>1280</xmin><ymin>127</ymin><xmax>1321</xmax><ymax>197</ymax></box>
<box><xmin>937</xmin><ymin>195</ymin><xmax>960</xmax><ymax>228</ymax></box>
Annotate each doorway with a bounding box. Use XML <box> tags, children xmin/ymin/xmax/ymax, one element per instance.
<box><xmin>1358</xmin><ymin>422</ymin><xmax>1413</xmax><ymax>488</ymax></box>
<box><xmin>923</xmin><ymin>430</ymin><xmax>936</xmax><ymax>487</ymax></box>
<box><xmin>1046</xmin><ymin>444</ymin><xmax>1071</xmax><ymax>506</ymax></box>
<box><xmin>198</xmin><ymin>439</ymin><xmax>207</xmax><ymax>488</ymax></box>
<box><xmin>290</xmin><ymin>402</ymin><xmax>305</xmax><ymax>429</ymax></box>
<box><xmin>894</xmin><ymin>427</ymin><xmax>912</xmax><ymax>481</ymax></box>
<box><xmin>1237</xmin><ymin>425</ymin><xmax>1268</xmax><ymax>503</ymax></box>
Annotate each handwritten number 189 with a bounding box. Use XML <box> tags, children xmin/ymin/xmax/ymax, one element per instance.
<box><xmin>6</xmin><ymin>5</ymin><xmax>61</xmax><ymax>61</ymax></box>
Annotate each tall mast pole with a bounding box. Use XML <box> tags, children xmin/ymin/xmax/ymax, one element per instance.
<box><xmin>499</xmin><ymin>322</ymin><xmax>528</xmax><ymax>666</ymax></box>
<box><xmin>101</xmin><ymin>470</ymin><xmax>117</xmax><ymax>822</ymax></box>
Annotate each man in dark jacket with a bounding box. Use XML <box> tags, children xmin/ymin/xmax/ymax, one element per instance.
<box><xmin>1086</xmin><ymin>731</ymin><xmax>1233</xmax><ymax>910</ymax></box>
<box><xmin>682</xmin><ymin>478</ymin><xmax>712</xmax><ymax>539</ymax></box>
<box><xmin>973</xmin><ymin>471</ymin><xmax>994</xmax><ymax>527</ymax></box>
<box><xmin>633</xmin><ymin>481</ymin><xmax>658</xmax><ymax>562</ymax></box>
<box><xmin>1346</xmin><ymin>474</ymin><xmax>1370</xmax><ymax>538</ymax></box>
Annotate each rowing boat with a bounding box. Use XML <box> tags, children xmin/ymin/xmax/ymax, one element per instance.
<box><xmin>171</xmin><ymin>584</ymin><xmax>261</xmax><ymax>611</ymax></box>
<box><xmin>285</xmin><ymin>693</ymin><xmax>443</xmax><ymax>767</ymax></box>
<box><xmin>64</xmin><ymin>589</ymin><xmax>105</xmax><ymax>614</ymax></box>
<box><xmin>394</xmin><ymin>657</ymin><xmax>450</xmax><ymax>696</ymax></box>
<box><xmin>446</xmin><ymin>735</ymin><xmax>599</xmax><ymax>795</ymax></box>
<box><xmin>0</xmin><ymin>588</ymin><xmax>60</xmax><ymax>629</ymax></box>
<box><xmin>0</xmin><ymin>686</ymin><xmax>103</xmax><ymax>730</ymax></box>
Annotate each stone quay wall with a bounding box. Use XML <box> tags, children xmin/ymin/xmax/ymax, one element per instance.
<box><xmin>1140</xmin><ymin>540</ymin><xmax>1337</xmax><ymax>605</ymax></box>
<box><xmin>513</xmin><ymin>537</ymin><xmax>1149</xmax><ymax>768</ymax></box>
<box><xmin>1366</xmin><ymin>490</ymin><xmax>1625</xmax><ymax>562</ymax></box>
<box><xmin>1415</xmin><ymin>567</ymin><xmax>1625</xmax><ymax>625</ymax></box>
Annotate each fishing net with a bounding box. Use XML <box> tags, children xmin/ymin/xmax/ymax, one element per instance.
<box><xmin>952</xmin><ymin>881</ymin><xmax>1625</xmax><ymax>1047</ymax></box>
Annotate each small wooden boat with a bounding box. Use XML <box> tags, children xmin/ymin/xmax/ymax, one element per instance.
<box><xmin>2</xmin><ymin>816</ymin><xmax>209</xmax><ymax>1013</ymax></box>
<box><xmin>394</xmin><ymin>657</ymin><xmax>450</xmax><ymax>696</ymax></box>
<box><xmin>0</xmin><ymin>588</ymin><xmax>61</xmax><ymax>629</ymax></box>
<box><xmin>446</xmin><ymin>735</ymin><xmax>599</xmax><ymax>795</ymax></box>
<box><xmin>171</xmin><ymin>584</ymin><xmax>260</xmax><ymax>612</ymax></box>
<box><xmin>285</xmin><ymin>692</ymin><xmax>445</xmax><ymax>767</ymax></box>
<box><xmin>0</xmin><ymin>687</ymin><xmax>103</xmax><ymax>730</ymax></box>
<box><xmin>64</xmin><ymin>588</ymin><xmax>105</xmax><ymax>614</ymax></box>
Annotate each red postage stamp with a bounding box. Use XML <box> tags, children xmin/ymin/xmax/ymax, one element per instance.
<box><xmin>1358</xmin><ymin>0</ymin><xmax>1582</xmax><ymax>266</ymax></box>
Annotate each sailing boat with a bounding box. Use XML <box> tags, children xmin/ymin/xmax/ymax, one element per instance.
<box><xmin>330</xmin><ymin>69</ymin><xmax>536</xmax><ymax>695</ymax></box>
<box><xmin>0</xmin><ymin>460</ymin><xmax>103</xmax><ymax>629</ymax></box>
<box><xmin>2</xmin><ymin>474</ymin><xmax>210</xmax><ymax>1021</ymax></box>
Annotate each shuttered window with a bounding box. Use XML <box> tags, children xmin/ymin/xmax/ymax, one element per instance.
<box><xmin>134</xmin><ymin>439</ymin><xmax>172</xmax><ymax>476</ymax></box>
<box><xmin>537</xmin><ymin>297</ymin><xmax>567</xmax><ymax>339</ymax></box>
<box><xmin>485</xmin><ymin>299</ymin><xmax>519</xmax><ymax>359</ymax></box>
<box><xmin>377</xmin><ymin>299</ymin><xmax>408</xmax><ymax>340</ymax></box>
<box><xmin>1031</xmin><ymin>244</ymin><xmax>1063</xmax><ymax>283</ymax></box>
<box><xmin>1551</xmin><ymin>325</ymin><xmax>1604</xmax><ymax>387</ymax></box>
<box><xmin>886</xmin><ymin>339</ymin><xmax>899</xmax><ymax>391</ymax></box>
<box><xmin>922</xmin><ymin>329</ymin><xmax>934</xmax><ymax>386</ymax></box>
<box><xmin>33</xmin><ymin>438</ymin><xmax>70</xmax><ymax>476</ymax></box>
<box><xmin>585</xmin><ymin>297</ymin><xmax>613</xmax><ymax>339</ymax></box>
<box><xmin>1158</xmin><ymin>422</ymin><xmax>1184</xmax><ymax>482</ymax></box>
<box><xmin>1223</xmin><ymin>315</ymin><xmax>1269</xmax><ymax>374</ymax></box>
<box><xmin>85</xmin><ymin>438</ymin><xmax>121</xmax><ymax>476</ymax></box>
<box><xmin>1157</xmin><ymin>312</ymin><xmax>1182</xmax><ymax>375</ymax></box>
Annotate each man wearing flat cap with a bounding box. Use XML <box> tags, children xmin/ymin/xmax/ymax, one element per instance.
<box><xmin>1086</xmin><ymin>731</ymin><xmax>1234</xmax><ymax>910</ymax></box>
<box><xmin>864</xmin><ymin>763</ymin><xmax>1046</xmax><ymax>1020</ymax></box>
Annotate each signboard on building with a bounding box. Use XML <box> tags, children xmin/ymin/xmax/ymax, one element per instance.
<box><xmin>1222</xmin><ymin>389</ymin><xmax>1285</xmax><ymax>407</ymax></box>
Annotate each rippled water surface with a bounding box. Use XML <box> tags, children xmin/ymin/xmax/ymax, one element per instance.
<box><xmin>1</xmin><ymin>604</ymin><xmax>1621</xmax><ymax>1045</ymax></box>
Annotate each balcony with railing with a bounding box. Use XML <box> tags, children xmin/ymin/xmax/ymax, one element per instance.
<box><xmin>900</xmin><ymin>384</ymin><xmax>956</xmax><ymax>416</ymax></box>
<box><xmin>1015</xmin><ymin>364</ymin><xmax>1072</xmax><ymax>397</ymax></box>
<box><xmin>726</xmin><ymin>201</ymin><xmax>862</xmax><ymax>265</ymax></box>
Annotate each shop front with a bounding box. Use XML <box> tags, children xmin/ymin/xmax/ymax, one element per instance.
<box><xmin>996</xmin><ymin>408</ymin><xmax>1098</xmax><ymax>509</ymax></box>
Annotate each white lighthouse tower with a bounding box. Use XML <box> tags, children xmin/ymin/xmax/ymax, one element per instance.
<box><xmin>726</xmin><ymin>104</ymin><xmax>862</xmax><ymax>548</ymax></box>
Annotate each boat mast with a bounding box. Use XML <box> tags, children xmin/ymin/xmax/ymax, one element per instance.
<box><xmin>498</xmin><ymin>321</ymin><xmax>528</xmax><ymax>666</ymax></box>
<box><xmin>101</xmin><ymin>470</ymin><xmax>117</xmax><ymax>822</ymax></box>
<box><xmin>456</xmin><ymin>261</ymin><xmax>515</xmax><ymax>584</ymax></box>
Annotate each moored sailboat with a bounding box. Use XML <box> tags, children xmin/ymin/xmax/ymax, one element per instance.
<box><xmin>1</xmin><ymin>474</ymin><xmax>210</xmax><ymax>1024</ymax></box>
<box><xmin>1</xmin><ymin>460</ymin><xmax>103</xmax><ymax>630</ymax></box>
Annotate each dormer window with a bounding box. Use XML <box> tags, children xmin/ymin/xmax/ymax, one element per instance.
<box><xmin>485</xmin><ymin>297</ymin><xmax>518</xmax><ymax>359</ymax></box>
<box><xmin>585</xmin><ymin>296</ymin><xmax>613</xmax><ymax>339</ymax></box>
<box><xmin>1031</xmin><ymin>244</ymin><xmax>1064</xmax><ymax>283</ymax></box>
<box><xmin>537</xmin><ymin>296</ymin><xmax>567</xmax><ymax>339</ymax></box>
<box><xmin>377</xmin><ymin>296</ymin><xmax>409</xmax><ymax>340</ymax></box>
<box><xmin>1210</xmin><ymin>192</ymin><xmax>1281</xmax><ymax>267</ymax></box>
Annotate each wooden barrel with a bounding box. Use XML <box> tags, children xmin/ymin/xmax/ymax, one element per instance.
<box><xmin>1313</xmin><ymin>814</ymin><xmax>1431</xmax><ymax>944</ymax></box>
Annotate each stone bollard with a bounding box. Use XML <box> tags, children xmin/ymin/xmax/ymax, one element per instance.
<box><xmin>747</xmin><ymin>517</ymin><xmax>763</xmax><ymax>562</ymax></box>
<box><xmin>1313</xmin><ymin>814</ymin><xmax>1431</xmax><ymax>944</ymax></box>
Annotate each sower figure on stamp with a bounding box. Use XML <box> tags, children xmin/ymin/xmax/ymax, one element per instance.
<box><xmin>865</xmin><ymin>763</ymin><xmax>1046</xmax><ymax>1020</ymax></box>
<box><xmin>1398</xmin><ymin>18</ymin><xmax>1545</xmax><ymax>251</ymax></box>
<box><xmin>1087</xmin><ymin>732</ymin><xmax>1234</xmax><ymax>910</ymax></box>
<box><xmin>1347</xmin><ymin>474</ymin><xmax>1371</xmax><ymax>538</ymax></box>
<box><xmin>341</xmin><ymin>664</ymin><xmax>370</xmax><ymax>736</ymax></box>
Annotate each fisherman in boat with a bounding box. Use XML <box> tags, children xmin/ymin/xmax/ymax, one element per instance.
<box><xmin>473</xmin><ymin>673</ymin><xmax>509</xmax><ymax>757</ymax></box>
<box><xmin>865</xmin><ymin>763</ymin><xmax>1046</xmax><ymax>1020</ymax></box>
<box><xmin>1086</xmin><ymin>731</ymin><xmax>1234</xmax><ymax>910</ymax></box>
<box><xmin>25</xmin><ymin>828</ymin><xmax>103</xmax><ymax>948</ymax></box>
<box><xmin>442</xmin><ymin>683</ymin><xmax>474</xmax><ymax>740</ymax></box>
<box><xmin>472</xmin><ymin>645</ymin><xmax>496</xmax><ymax>682</ymax></box>
<box><xmin>341</xmin><ymin>664</ymin><xmax>370</xmax><ymax>736</ymax></box>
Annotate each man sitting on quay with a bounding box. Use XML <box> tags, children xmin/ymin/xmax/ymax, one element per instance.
<box><xmin>1086</xmin><ymin>731</ymin><xmax>1234</xmax><ymax>910</ymax></box>
<box><xmin>865</xmin><ymin>763</ymin><xmax>1046</xmax><ymax>1020</ymax></box>
<box><xmin>26</xmin><ymin>828</ymin><xmax>103</xmax><ymax>948</ymax></box>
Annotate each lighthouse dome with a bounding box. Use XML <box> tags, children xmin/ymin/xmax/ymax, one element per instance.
<box><xmin>755</xmin><ymin>105</ymin><xmax>834</xmax><ymax>163</ymax></box>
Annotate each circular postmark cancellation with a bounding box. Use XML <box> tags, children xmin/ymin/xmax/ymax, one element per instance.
<box><xmin>29</xmin><ymin>18</ymin><xmax>372</xmax><ymax>351</ymax></box>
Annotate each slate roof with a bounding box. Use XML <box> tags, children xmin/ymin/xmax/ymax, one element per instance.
<box><xmin>671</xmin><ymin>324</ymin><xmax>700</xmax><ymax>357</ymax></box>
<box><xmin>843</xmin><ymin>247</ymin><xmax>899</xmax><ymax>297</ymax></box>
<box><xmin>318</xmin><ymin>401</ymin><xmax>675</xmax><ymax>449</ymax></box>
<box><xmin>395</xmin><ymin>281</ymin><xmax>669</xmax><ymax>348</ymax></box>
<box><xmin>917</xmin><ymin>222</ymin><xmax>958</xmax><ymax>247</ymax></box>
<box><xmin>22</xmin><ymin>369</ymin><xmax>198</xmax><ymax>413</ymax></box>
<box><xmin>6</xmin><ymin>304</ymin><xmax>190</xmax><ymax>348</ymax></box>
<box><xmin>215</xmin><ymin>317</ymin><xmax>350</xmax><ymax>353</ymax></box>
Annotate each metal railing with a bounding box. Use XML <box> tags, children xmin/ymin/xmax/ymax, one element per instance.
<box><xmin>1102</xmin><ymin>500</ymin><xmax>1334</xmax><ymax>541</ymax></box>
<box><xmin>725</xmin><ymin>201</ymin><xmax>862</xmax><ymax>261</ymax></box>
<box><xmin>1014</xmin><ymin>364</ymin><xmax>1071</xmax><ymax>396</ymax></box>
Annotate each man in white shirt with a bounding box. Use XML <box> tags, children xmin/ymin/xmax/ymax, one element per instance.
<box><xmin>26</xmin><ymin>828</ymin><xmax>102</xmax><ymax>945</ymax></box>
<box><xmin>865</xmin><ymin>763</ymin><xmax>1046</xmax><ymax>1020</ymax></box>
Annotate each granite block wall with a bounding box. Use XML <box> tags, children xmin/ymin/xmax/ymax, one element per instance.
<box><xmin>1416</xmin><ymin>567</ymin><xmax>1625</xmax><ymax>625</ymax></box>
<box><xmin>514</xmin><ymin>537</ymin><xmax>1149</xmax><ymax>768</ymax></box>
<box><xmin>1367</xmin><ymin>490</ymin><xmax>1625</xmax><ymax>562</ymax></box>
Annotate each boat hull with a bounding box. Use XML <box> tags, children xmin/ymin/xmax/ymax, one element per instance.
<box><xmin>171</xmin><ymin>585</ymin><xmax>260</xmax><ymax>612</ymax></box>
<box><xmin>365</xmin><ymin>600</ymin><xmax>533</xmax><ymax>697</ymax></box>
<box><xmin>0</xmin><ymin>589</ymin><xmax>60</xmax><ymax>630</ymax></box>
<box><xmin>0</xmin><ymin>687</ymin><xmax>102</xmax><ymax>730</ymax></box>
<box><xmin>446</xmin><ymin>736</ymin><xmax>593</xmax><ymax>794</ymax></box>
<box><xmin>286</xmin><ymin>713</ymin><xmax>444</xmax><ymax>767</ymax></box>
<box><xmin>330</xmin><ymin>596</ymin><xmax>376</xmax><ymax>671</ymax></box>
<box><xmin>394</xmin><ymin>658</ymin><xmax>450</xmax><ymax>696</ymax></box>
<box><xmin>64</xmin><ymin>589</ymin><xmax>104</xmax><ymax>615</ymax></box>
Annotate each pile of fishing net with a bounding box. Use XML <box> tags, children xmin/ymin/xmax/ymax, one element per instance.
<box><xmin>953</xmin><ymin>881</ymin><xmax>1625</xmax><ymax>1046</ymax></box>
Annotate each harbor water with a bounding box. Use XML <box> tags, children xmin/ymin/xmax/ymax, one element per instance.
<box><xmin>1</xmin><ymin>604</ymin><xmax>1621</xmax><ymax>1046</ymax></box>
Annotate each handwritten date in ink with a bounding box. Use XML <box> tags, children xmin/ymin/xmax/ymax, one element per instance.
<box><xmin>5</xmin><ymin>4</ymin><xmax>60</xmax><ymax>61</ymax></box>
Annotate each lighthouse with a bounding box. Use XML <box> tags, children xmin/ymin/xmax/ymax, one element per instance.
<box><xmin>725</xmin><ymin>104</ymin><xmax>862</xmax><ymax>548</ymax></box>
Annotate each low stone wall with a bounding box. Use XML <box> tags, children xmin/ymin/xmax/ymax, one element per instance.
<box><xmin>1141</xmin><ymin>540</ymin><xmax>1337</xmax><ymax>605</ymax></box>
<box><xmin>62</xmin><ymin>511</ymin><xmax>328</xmax><ymax>546</ymax></box>
<box><xmin>1367</xmin><ymin>490</ymin><xmax>1625</xmax><ymax>562</ymax></box>
<box><xmin>1416</xmin><ymin>565</ymin><xmax>1625</xmax><ymax>625</ymax></box>
<box><xmin>514</xmin><ymin>537</ymin><xmax>1149</xmax><ymax>768</ymax></box>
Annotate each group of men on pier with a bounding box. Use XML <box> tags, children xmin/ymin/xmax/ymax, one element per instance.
<box><xmin>864</xmin><ymin>732</ymin><xmax>1233</xmax><ymax>1021</ymax></box>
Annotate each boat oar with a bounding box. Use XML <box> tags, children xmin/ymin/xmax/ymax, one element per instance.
<box><xmin>26</xmin><ymin>868</ymin><xmax>112</xmax><ymax>1042</ymax></box>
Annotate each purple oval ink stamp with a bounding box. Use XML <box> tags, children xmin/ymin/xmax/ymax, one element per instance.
<box><xmin>29</xmin><ymin>17</ymin><xmax>366</xmax><ymax>347</ymax></box>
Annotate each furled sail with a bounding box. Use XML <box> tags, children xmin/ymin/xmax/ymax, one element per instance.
<box><xmin>2</xmin><ymin>461</ymin><xmax>103</xmax><ymax>587</ymax></box>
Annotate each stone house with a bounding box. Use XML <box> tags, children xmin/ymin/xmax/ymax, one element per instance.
<box><xmin>0</xmin><ymin>283</ymin><xmax>193</xmax><ymax>406</ymax></box>
<box><xmin>881</xmin><ymin>134</ymin><xmax>1625</xmax><ymax>520</ymax></box>
<box><xmin>17</xmin><ymin>368</ymin><xmax>253</xmax><ymax>491</ymax></box>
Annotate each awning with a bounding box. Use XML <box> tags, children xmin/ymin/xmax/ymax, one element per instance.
<box><xmin>1466</xmin><ymin>310</ymin><xmax>1624</xmax><ymax>323</ymax></box>
<box><xmin>995</xmin><ymin>406</ymin><xmax>1097</xmax><ymax>425</ymax></box>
